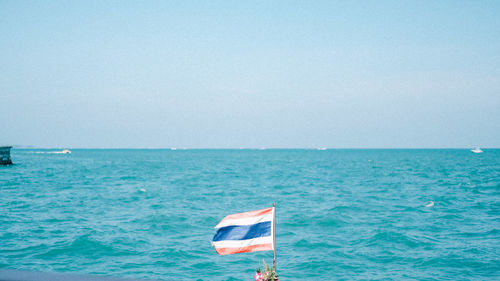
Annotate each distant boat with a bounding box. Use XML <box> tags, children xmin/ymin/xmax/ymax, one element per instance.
<box><xmin>36</xmin><ymin>149</ymin><xmax>72</xmax><ymax>154</ymax></box>
<box><xmin>471</xmin><ymin>148</ymin><xmax>483</xmax><ymax>153</ymax></box>
<box><xmin>0</xmin><ymin>146</ymin><xmax>13</xmax><ymax>165</ymax></box>
<box><xmin>317</xmin><ymin>147</ymin><xmax>327</xmax><ymax>150</ymax></box>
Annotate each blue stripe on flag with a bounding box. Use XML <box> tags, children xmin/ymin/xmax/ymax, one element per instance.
<box><xmin>212</xmin><ymin>221</ymin><xmax>271</xmax><ymax>242</ymax></box>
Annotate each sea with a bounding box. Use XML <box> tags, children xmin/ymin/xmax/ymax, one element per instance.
<box><xmin>1</xmin><ymin>149</ymin><xmax>499</xmax><ymax>280</ymax></box>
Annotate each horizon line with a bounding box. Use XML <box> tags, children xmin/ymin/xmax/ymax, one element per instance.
<box><xmin>9</xmin><ymin>146</ymin><xmax>498</xmax><ymax>150</ymax></box>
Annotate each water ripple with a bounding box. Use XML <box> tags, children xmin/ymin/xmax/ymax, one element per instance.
<box><xmin>1</xmin><ymin>149</ymin><xmax>499</xmax><ymax>280</ymax></box>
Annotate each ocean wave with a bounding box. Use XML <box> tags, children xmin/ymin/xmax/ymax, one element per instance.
<box><xmin>34</xmin><ymin>235</ymin><xmax>139</xmax><ymax>259</ymax></box>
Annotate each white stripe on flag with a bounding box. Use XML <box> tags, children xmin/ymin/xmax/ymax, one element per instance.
<box><xmin>215</xmin><ymin>213</ymin><xmax>273</xmax><ymax>229</ymax></box>
<box><xmin>212</xmin><ymin>236</ymin><xmax>273</xmax><ymax>248</ymax></box>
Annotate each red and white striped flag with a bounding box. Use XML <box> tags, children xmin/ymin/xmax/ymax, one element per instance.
<box><xmin>211</xmin><ymin>207</ymin><xmax>275</xmax><ymax>255</ymax></box>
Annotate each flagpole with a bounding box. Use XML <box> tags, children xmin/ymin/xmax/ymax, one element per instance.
<box><xmin>273</xmin><ymin>202</ymin><xmax>276</xmax><ymax>271</ymax></box>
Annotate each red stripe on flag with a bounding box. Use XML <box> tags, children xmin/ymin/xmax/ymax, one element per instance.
<box><xmin>214</xmin><ymin>243</ymin><xmax>273</xmax><ymax>255</ymax></box>
<box><xmin>219</xmin><ymin>207</ymin><xmax>273</xmax><ymax>222</ymax></box>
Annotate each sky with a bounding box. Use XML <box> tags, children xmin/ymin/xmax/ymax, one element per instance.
<box><xmin>1</xmin><ymin>0</ymin><xmax>499</xmax><ymax>148</ymax></box>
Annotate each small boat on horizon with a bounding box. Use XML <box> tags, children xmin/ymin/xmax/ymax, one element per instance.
<box><xmin>35</xmin><ymin>149</ymin><xmax>72</xmax><ymax>154</ymax></box>
<box><xmin>471</xmin><ymin>148</ymin><xmax>483</xmax><ymax>153</ymax></box>
<box><xmin>0</xmin><ymin>146</ymin><xmax>13</xmax><ymax>165</ymax></box>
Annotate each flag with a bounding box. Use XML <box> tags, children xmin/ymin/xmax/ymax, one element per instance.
<box><xmin>212</xmin><ymin>207</ymin><xmax>275</xmax><ymax>255</ymax></box>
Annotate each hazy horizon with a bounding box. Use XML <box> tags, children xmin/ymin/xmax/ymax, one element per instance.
<box><xmin>2</xmin><ymin>1</ymin><xmax>499</xmax><ymax>148</ymax></box>
<box><xmin>8</xmin><ymin>146</ymin><xmax>498</xmax><ymax>150</ymax></box>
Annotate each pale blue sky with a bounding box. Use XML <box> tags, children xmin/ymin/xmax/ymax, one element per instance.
<box><xmin>1</xmin><ymin>1</ymin><xmax>499</xmax><ymax>148</ymax></box>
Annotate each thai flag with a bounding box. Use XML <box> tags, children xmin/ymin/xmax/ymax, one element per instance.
<box><xmin>212</xmin><ymin>207</ymin><xmax>275</xmax><ymax>255</ymax></box>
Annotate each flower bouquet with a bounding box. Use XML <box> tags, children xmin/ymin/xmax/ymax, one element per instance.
<box><xmin>254</xmin><ymin>260</ymin><xmax>278</xmax><ymax>281</ymax></box>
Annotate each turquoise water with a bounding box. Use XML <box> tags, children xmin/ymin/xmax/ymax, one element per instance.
<box><xmin>1</xmin><ymin>149</ymin><xmax>499</xmax><ymax>280</ymax></box>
